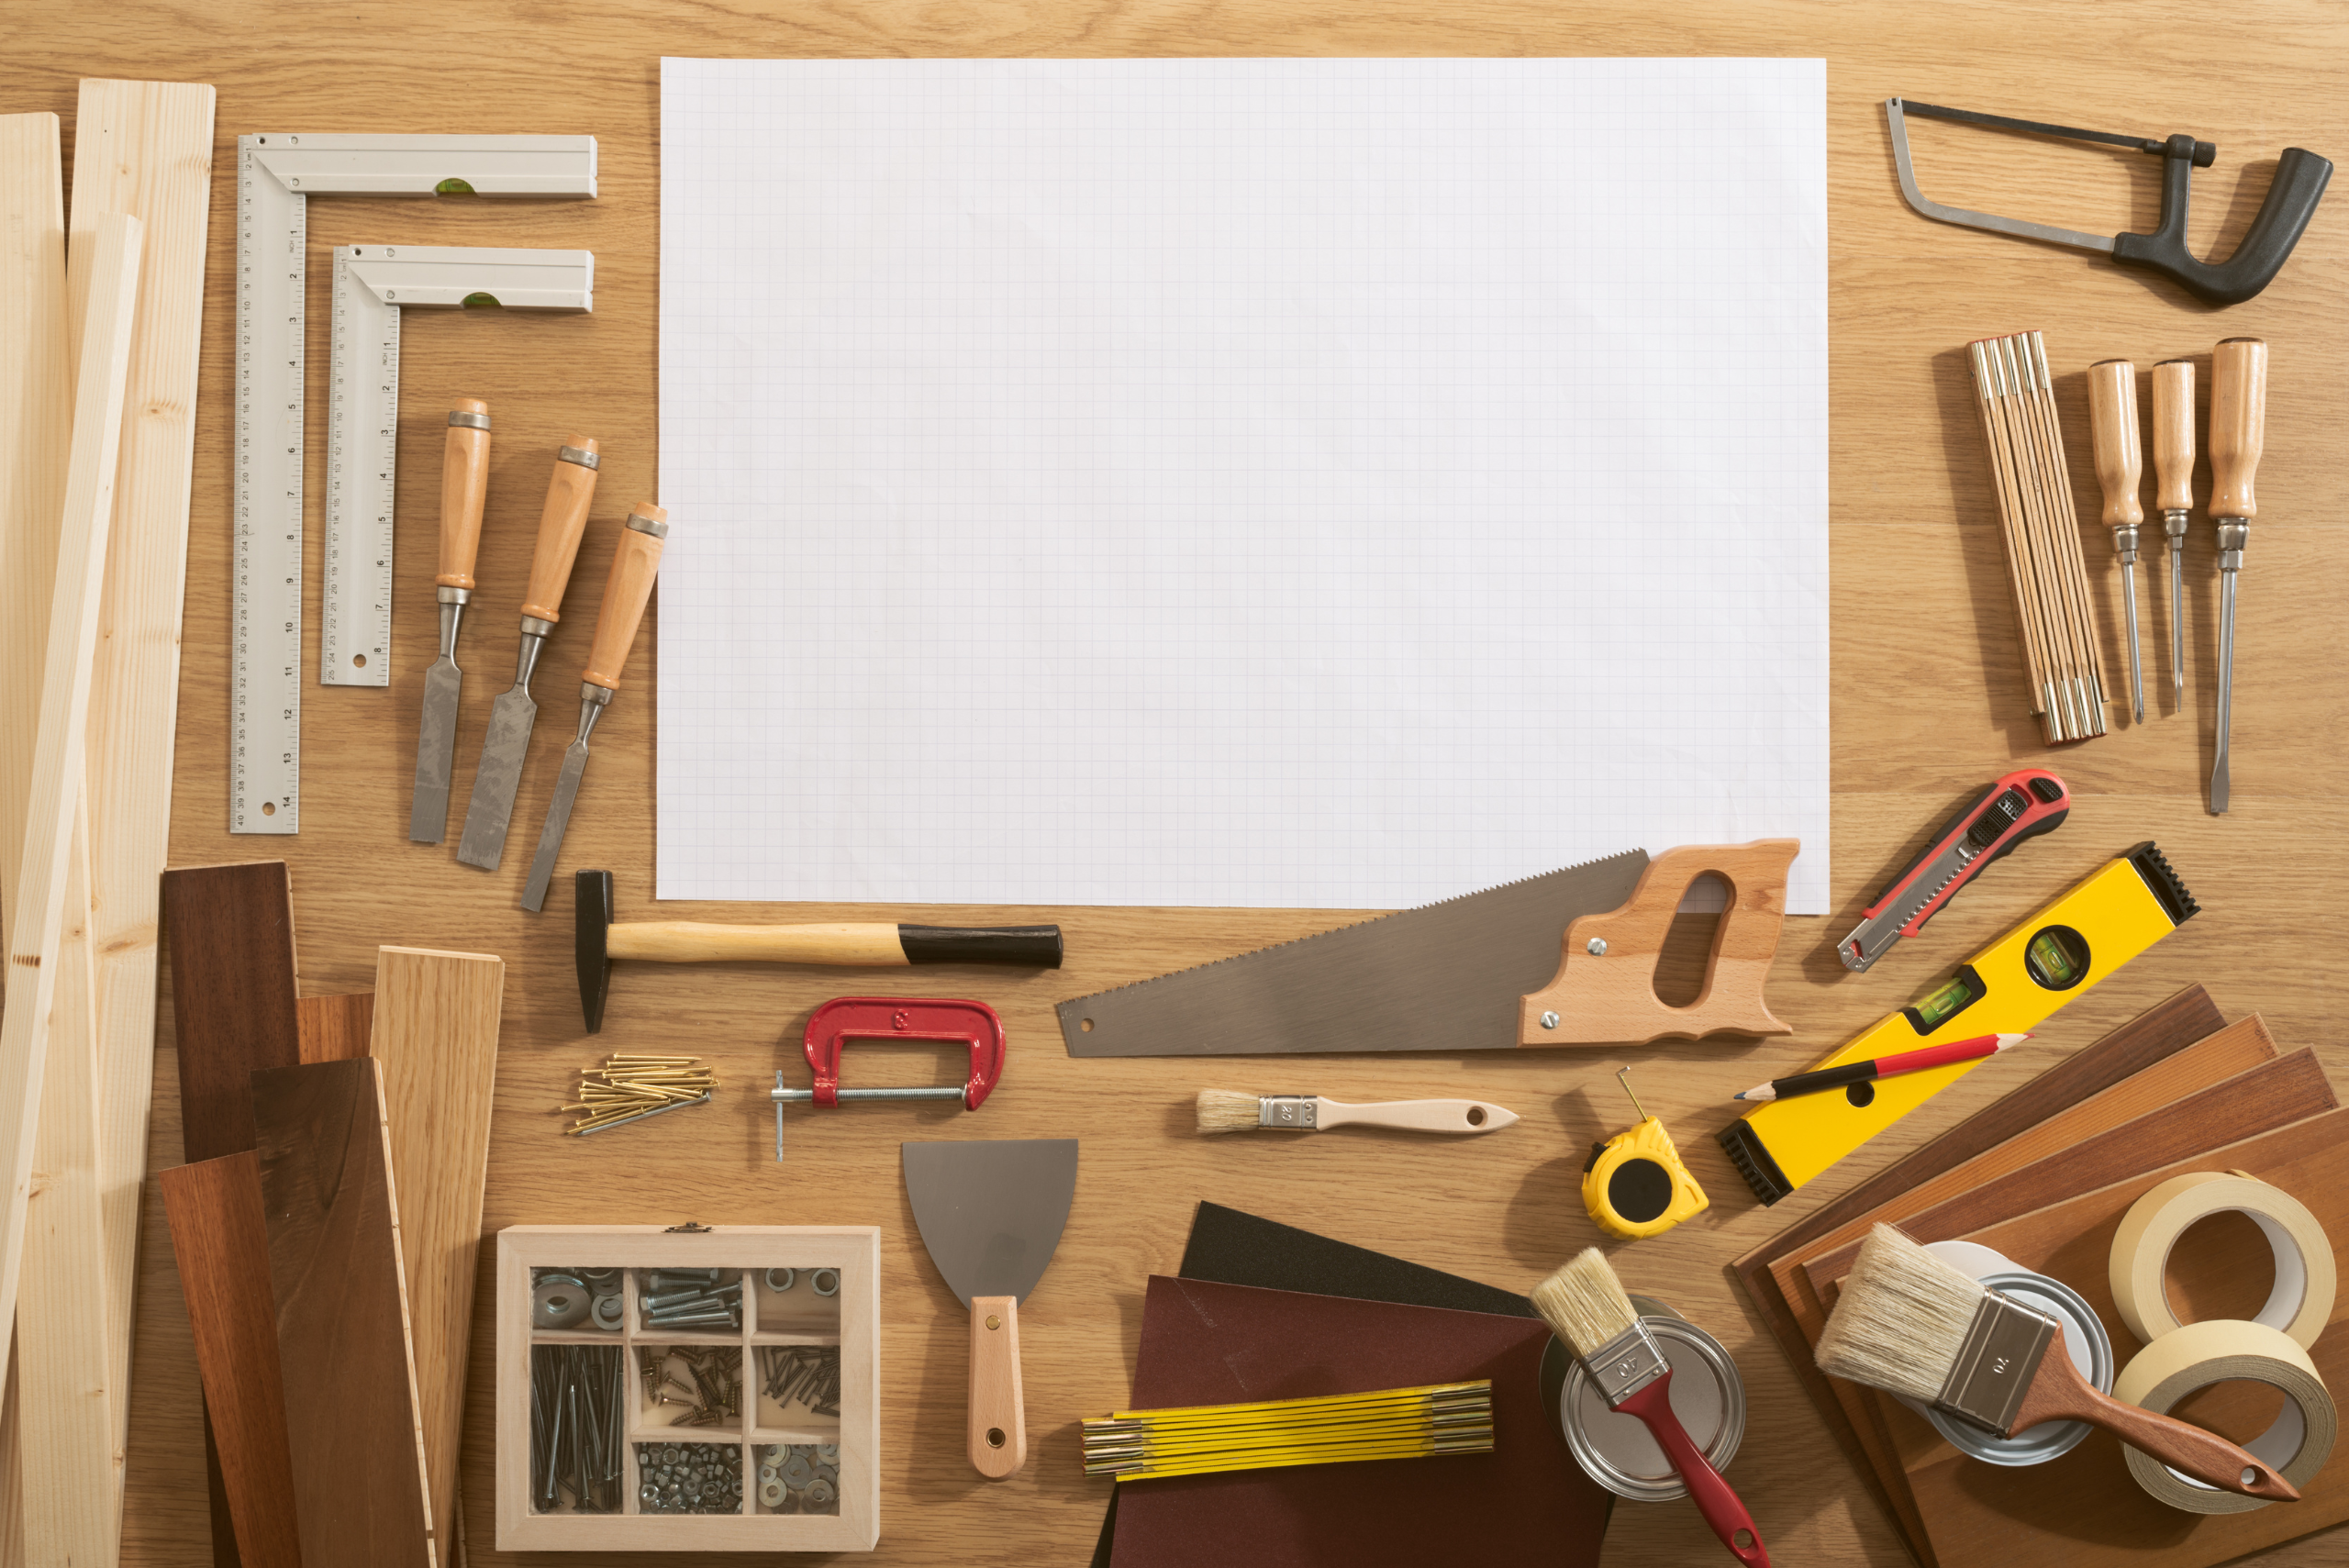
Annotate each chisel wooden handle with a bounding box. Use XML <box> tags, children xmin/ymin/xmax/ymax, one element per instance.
<box><xmin>2087</xmin><ymin>361</ymin><xmax>2143</xmax><ymax>529</ymax></box>
<box><xmin>604</xmin><ymin>921</ymin><xmax>1063</xmax><ymax>966</ymax></box>
<box><xmin>437</xmin><ymin>399</ymin><xmax>491</xmax><ymax>590</ymax></box>
<box><xmin>2152</xmin><ymin>360</ymin><xmax>2196</xmax><ymax>513</ymax></box>
<box><xmin>519</xmin><ymin>436</ymin><xmax>600</xmax><ymax>622</ymax></box>
<box><xmin>968</xmin><ymin>1295</ymin><xmax>1028</xmax><ymax>1479</ymax></box>
<box><xmin>2210</xmin><ymin>339</ymin><xmax>2266</xmax><ymax>520</ymax></box>
<box><xmin>582</xmin><ymin>503</ymin><xmax>668</xmax><ymax>690</ymax></box>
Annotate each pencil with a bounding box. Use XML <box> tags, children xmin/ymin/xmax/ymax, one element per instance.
<box><xmin>1731</xmin><ymin>1032</ymin><xmax>2030</xmax><ymax>1102</ymax></box>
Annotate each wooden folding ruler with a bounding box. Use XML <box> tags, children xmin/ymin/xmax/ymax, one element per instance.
<box><xmin>232</xmin><ymin>133</ymin><xmax>594</xmax><ymax>834</ymax></box>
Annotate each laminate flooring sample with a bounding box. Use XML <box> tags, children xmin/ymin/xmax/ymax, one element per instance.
<box><xmin>159</xmin><ymin>1152</ymin><xmax>301</xmax><ymax>1568</ymax></box>
<box><xmin>296</xmin><ymin>990</ymin><xmax>373</xmax><ymax>1063</ymax></box>
<box><xmin>162</xmin><ymin>861</ymin><xmax>300</xmax><ymax>1163</ymax></box>
<box><xmin>253</xmin><ymin>1059</ymin><xmax>433</xmax><ymax>1568</ymax></box>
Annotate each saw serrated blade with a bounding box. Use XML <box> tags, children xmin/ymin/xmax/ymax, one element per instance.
<box><xmin>1056</xmin><ymin>849</ymin><xmax>1651</xmax><ymax>1057</ymax></box>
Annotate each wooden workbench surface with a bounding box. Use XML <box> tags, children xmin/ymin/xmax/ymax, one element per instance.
<box><xmin>10</xmin><ymin>2</ymin><xmax>2347</xmax><ymax>1562</ymax></box>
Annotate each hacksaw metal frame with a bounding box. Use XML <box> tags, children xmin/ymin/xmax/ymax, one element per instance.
<box><xmin>232</xmin><ymin>132</ymin><xmax>595</xmax><ymax>834</ymax></box>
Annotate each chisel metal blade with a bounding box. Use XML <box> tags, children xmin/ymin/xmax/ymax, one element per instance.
<box><xmin>407</xmin><ymin>655</ymin><xmax>464</xmax><ymax>842</ymax></box>
<box><xmin>1056</xmin><ymin>849</ymin><xmax>1650</xmax><ymax>1057</ymax></box>
<box><xmin>520</xmin><ymin>738</ymin><xmax>591</xmax><ymax>912</ymax></box>
<box><xmin>455</xmin><ymin>684</ymin><xmax>539</xmax><ymax>869</ymax></box>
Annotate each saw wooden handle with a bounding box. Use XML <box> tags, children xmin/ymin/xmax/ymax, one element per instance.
<box><xmin>437</xmin><ymin>399</ymin><xmax>491</xmax><ymax>590</ymax></box>
<box><xmin>2152</xmin><ymin>359</ymin><xmax>2196</xmax><ymax>513</ymax></box>
<box><xmin>1518</xmin><ymin>840</ymin><xmax>1797</xmax><ymax>1046</ymax></box>
<box><xmin>968</xmin><ymin>1295</ymin><xmax>1028</xmax><ymax>1479</ymax></box>
<box><xmin>2087</xmin><ymin>361</ymin><xmax>2143</xmax><ymax>529</ymax></box>
<box><xmin>519</xmin><ymin>435</ymin><xmax>600</xmax><ymax>622</ymax></box>
<box><xmin>582</xmin><ymin>503</ymin><xmax>667</xmax><ymax>690</ymax></box>
<box><xmin>2210</xmin><ymin>338</ymin><xmax>2266</xmax><ymax>521</ymax></box>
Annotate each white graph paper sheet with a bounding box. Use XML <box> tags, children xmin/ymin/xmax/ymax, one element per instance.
<box><xmin>658</xmin><ymin>57</ymin><xmax>1828</xmax><ymax>911</ymax></box>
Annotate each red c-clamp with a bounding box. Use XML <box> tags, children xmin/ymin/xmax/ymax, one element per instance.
<box><xmin>802</xmin><ymin>997</ymin><xmax>1006</xmax><ymax>1110</ymax></box>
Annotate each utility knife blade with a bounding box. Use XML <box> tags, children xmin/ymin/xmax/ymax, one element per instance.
<box><xmin>1839</xmin><ymin>769</ymin><xmax>2071</xmax><ymax>973</ymax></box>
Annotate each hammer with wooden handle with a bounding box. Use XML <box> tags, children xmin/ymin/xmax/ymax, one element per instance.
<box><xmin>574</xmin><ymin>870</ymin><xmax>1063</xmax><ymax>1032</ymax></box>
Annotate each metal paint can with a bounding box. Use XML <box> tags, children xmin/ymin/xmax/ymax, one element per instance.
<box><xmin>1549</xmin><ymin>1295</ymin><xmax>1747</xmax><ymax>1502</ymax></box>
<box><xmin>1900</xmin><ymin>1267</ymin><xmax>2113</xmax><ymax>1465</ymax></box>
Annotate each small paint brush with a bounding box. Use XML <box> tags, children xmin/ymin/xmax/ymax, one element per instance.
<box><xmin>1195</xmin><ymin>1090</ymin><xmax>1518</xmax><ymax>1136</ymax></box>
<box><xmin>1731</xmin><ymin>1033</ymin><xmax>2031</xmax><ymax>1102</ymax></box>
<box><xmin>1532</xmin><ymin>1249</ymin><xmax>1769</xmax><ymax>1566</ymax></box>
<box><xmin>1817</xmin><ymin>1224</ymin><xmax>2298</xmax><ymax>1500</ymax></box>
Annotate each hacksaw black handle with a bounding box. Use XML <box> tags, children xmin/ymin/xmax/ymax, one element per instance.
<box><xmin>2114</xmin><ymin>144</ymin><xmax>2332</xmax><ymax>306</ymax></box>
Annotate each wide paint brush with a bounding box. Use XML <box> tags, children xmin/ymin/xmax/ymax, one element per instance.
<box><xmin>1816</xmin><ymin>1223</ymin><xmax>2298</xmax><ymax>1500</ymax></box>
<box><xmin>1531</xmin><ymin>1249</ymin><xmax>1769</xmax><ymax>1565</ymax></box>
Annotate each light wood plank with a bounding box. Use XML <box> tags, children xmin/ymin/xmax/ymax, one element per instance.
<box><xmin>64</xmin><ymin>78</ymin><xmax>219</xmax><ymax>1552</ymax></box>
<box><xmin>369</xmin><ymin>948</ymin><xmax>503</xmax><ymax>1558</ymax></box>
<box><xmin>158</xmin><ymin>1152</ymin><xmax>303</xmax><ymax>1568</ymax></box>
<box><xmin>0</xmin><ymin>207</ymin><xmax>141</xmax><ymax>1378</ymax></box>
<box><xmin>254</xmin><ymin>1059</ymin><xmax>433</xmax><ymax>1568</ymax></box>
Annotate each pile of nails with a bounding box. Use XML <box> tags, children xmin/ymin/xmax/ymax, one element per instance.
<box><xmin>759</xmin><ymin>1344</ymin><xmax>842</xmax><ymax>1418</ymax></box>
<box><xmin>634</xmin><ymin>1440</ymin><xmax>742</xmax><ymax>1514</ymax></box>
<box><xmin>531</xmin><ymin>1344</ymin><xmax>627</xmax><ymax>1513</ymax></box>
<box><xmin>640</xmin><ymin>1268</ymin><xmax>743</xmax><ymax>1330</ymax></box>
<box><xmin>642</xmin><ymin>1344</ymin><xmax>741</xmax><ymax>1429</ymax></box>
<box><xmin>757</xmin><ymin>1442</ymin><xmax>841</xmax><ymax>1514</ymax></box>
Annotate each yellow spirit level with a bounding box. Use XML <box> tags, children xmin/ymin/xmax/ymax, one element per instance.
<box><xmin>1584</xmin><ymin>1069</ymin><xmax>1709</xmax><ymax>1240</ymax></box>
<box><xmin>1719</xmin><ymin>841</ymin><xmax>2197</xmax><ymax>1205</ymax></box>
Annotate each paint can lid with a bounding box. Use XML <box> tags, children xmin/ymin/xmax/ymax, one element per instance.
<box><xmin>1551</xmin><ymin>1304</ymin><xmax>1746</xmax><ymax>1502</ymax></box>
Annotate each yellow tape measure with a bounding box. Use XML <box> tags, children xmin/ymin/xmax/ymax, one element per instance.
<box><xmin>1582</xmin><ymin>1069</ymin><xmax>1709</xmax><ymax>1240</ymax></box>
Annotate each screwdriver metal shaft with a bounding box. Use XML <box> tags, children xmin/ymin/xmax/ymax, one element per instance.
<box><xmin>2207</xmin><ymin>339</ymin><xmax>2266</xmax><ymax>814</ymax></box>
<box><xmin>2150</xmin><ymin>361</ymin><xmax>2195</xmax><ymax>709</ymax></box>
<box><xmin>2087</xmin><ymin>361</ymin><xmax>2145</xmax><ymax>722</ymax></box>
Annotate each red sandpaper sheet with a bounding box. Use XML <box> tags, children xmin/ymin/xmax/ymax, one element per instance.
<box><xmin>1106</xmin><ymin>1275</ymin><xmax>1608</xmax><ymax>1567</ymax></box>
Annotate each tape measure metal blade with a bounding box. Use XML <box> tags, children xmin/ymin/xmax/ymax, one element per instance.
<box><xmin>231</xmin><ymin>137</ymin><xmax>305</xmax><ymax>834</ymax></box>
<box><xmin>322</xmin><ymin>245</ymin><xmax>398</xmax><ymax>686</ymax></box>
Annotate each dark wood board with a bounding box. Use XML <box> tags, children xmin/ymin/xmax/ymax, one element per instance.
<box><xmin>1727</xmin><ymin>983</ymin><xmax>2226</xmax><ymax>1562</ymax></box>
<box><xmin>295</xmin><ymin>990</ymin><xmax>373</xmax><ymax>1064</ymax></box>
<box><xmin>161</xmin><ymin>862</ymin><xmax>301</xmax><ymax>1163</ymax></box>
<box><xmin>252</xmin><ymin>1059</ymin><xmax>433</xmax><ymax>1568</ymax></box>
<box><xmin>157</xmin><ymin>1153</ymin><xmax>302</xmax><ymax>1568</ymax></box>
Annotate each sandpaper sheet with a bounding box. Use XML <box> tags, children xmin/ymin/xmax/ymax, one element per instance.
<box><xmin>1105</xmin><ymin>1275</ymin><xmax>1607</xmax><ymax>1568</ymax></box>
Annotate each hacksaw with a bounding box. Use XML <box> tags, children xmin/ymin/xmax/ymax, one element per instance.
<box><xmin>1058</xmin><ymin>841</ymin><xmax>1798</xmax><ymax>1057</ymax></box>
<box><xmin>231</xmin><ymin>132</ymin><xmax>595</xmax><ymax>835</ymax></box>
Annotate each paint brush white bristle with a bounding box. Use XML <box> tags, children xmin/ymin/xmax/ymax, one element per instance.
<box><xmin>1529</xmin><ymin>1247</ymin><xmax>1639</xmax><ymax>1360</ymax></box>
<box><xmin>1813</xmin><ymin>1223</ymin><xmax>1987</xmax><ymax>1404</ymax></box>
<box><xmin>1195</xmin><ymin>1089</ymin><xmax>1272</xmax><ymax>1133</ymax></box>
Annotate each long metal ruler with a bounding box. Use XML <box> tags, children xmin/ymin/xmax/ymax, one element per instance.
<box><xmin>231</xmin><ymin>133</ymin><xmax>595</xmax><ymax>835</ymax></box>
<box><xmin>324</xmin><ymin>243</ymin><xmax>594</xmax><ymax>695</ymax></box>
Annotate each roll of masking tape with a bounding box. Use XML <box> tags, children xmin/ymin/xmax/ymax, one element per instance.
<box><xmin>2110</xmin><ymin>1172</ymin><xmax>2335</xmax><ymax>1348</ymax></box>
<box><xmin>2110</xmin><ymin>1318</ymin><xmax>2334</xmax><ymax>1514</ymax></box>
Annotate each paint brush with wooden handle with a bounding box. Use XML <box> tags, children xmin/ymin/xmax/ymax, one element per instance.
<box><xmin>1195</xmin><ymin>1090</ymin><xmax>1518</xmax><ymax>1135</ymax></box>
<box><xmin>1816</xmin><ymin>1223</ymin><xmax>2297</xmax><ymax>1500</ymax></box>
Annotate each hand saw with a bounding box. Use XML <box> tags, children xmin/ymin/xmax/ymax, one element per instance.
<box><xmin>1057</xmin><ymin>841</ymin><xmax>1798</xmax><ymax>1057</ymax></box>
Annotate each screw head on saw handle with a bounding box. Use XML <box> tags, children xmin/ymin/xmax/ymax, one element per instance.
<box><xmin>1838</xmin><ymin>769</ymin><xmax>2069</xmax><ymax>973</ymax></box>
<box><xmin>805</xmin><ymin>996</ymin><xmax>1006</xmax><ymax>1109</ymax></box>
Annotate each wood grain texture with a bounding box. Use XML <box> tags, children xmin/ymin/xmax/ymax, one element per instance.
<box><xmin>0</xmin><ymin>7</ymin><xmax>2331</xmax><ymax>1568</ymax></box>
<box><xmin>158</xmin><ymin>1152</ymin><xmax>302</xmax><ymax>1568</ymax></box>
<box><xmin>368</xmin><ymin>947</ymin><xmax>503</xmax><ymax>1559</ymax></box>
<box><xmin>66</xmin><ymin>83</ymin><xmax>218</xmax><ymax>1561</ymax></box>
<box><xmin>252</xmin><ymin>1059</ymin><xmax>433</xmax><ymax>1568</ymax></box>
<box><xmin>0</xmin><ymin>210</ymin><xmax>140</xmax><ymax>1387</ymax></box>
<box><xmin>296</xmin><ymin>990</ymin><xmax>374</xmax><ymax>1064</ymax></box>
<box><xmin>1897</xmin><ymin>1107</ymin><xmax>2349</xmax><ymax>1567</ymax></box>
<box><xmin>161</xmin><ymin>862</ymin><xmax>302</xmax><ymax>1163</ymax></box>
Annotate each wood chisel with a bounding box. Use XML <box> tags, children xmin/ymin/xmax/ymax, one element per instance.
<box><xmin>1836</xmin><ymin>770</ymin><xmax>2068</xmax><ymax>973</ymax></box>
<box><xmin>2150</xmin><ymin>359</ymin><xmax>2194</xmax><ymax>709</ymax></box>
<box><xmin>520</xmin><ymin>503</ymin><xmax>668</xmax><ymax>911</ymax></box>
<box><xmin>408</xmin><ymin>399</ymin><xmax>492</xmax><ymax>842</ymax></box>
<box><xmin>2208</xmin><ymin>338</ymin><xmax>2265</xmax><ymax>814</ymax></box>
<box><xmin>2087</xmin><ymin>361</ymin><xmax>2144</xmax><ymax>722</ymax></box>
<box><xmin>455</xmin><ymin>436</ymin><xmax>601</xmax><ymax>870</ymax></box>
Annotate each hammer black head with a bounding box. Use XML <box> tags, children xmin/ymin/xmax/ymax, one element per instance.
<box><xmin>577</xmin><ymin>869</ymin><xmax>615</xmax><ymax>1033</ymax></box>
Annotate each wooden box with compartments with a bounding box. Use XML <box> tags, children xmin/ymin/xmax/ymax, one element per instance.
<box><xmin>494</xmin><ymin>1224</ymin><xmax>880</xmax><ymax>1551</ymax></box>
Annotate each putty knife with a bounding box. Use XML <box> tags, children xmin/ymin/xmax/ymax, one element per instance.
<box><xmin>902</xmin><ymin>1139</ymin><xmax>1079</xmax><ymax>1479</ymax></box>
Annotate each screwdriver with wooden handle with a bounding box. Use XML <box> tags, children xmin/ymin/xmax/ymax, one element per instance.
<box><xmin>520</xmin><ymin>502</ymin><xmax>668</xmax><ymax>911</ymax></box>
<box><xmin>2208</xmin><ymin>338</ymin><xmax>2266</xmax><ymax>814</ymax></box>
<box><xmin>2151</xmin><ymin>360</ymin><xmax>2195</xmax><ymax>707</ymax></box>
<box><xmin>455</xmin><ymin>436</ymin><xmax>602</xmax><ymax>871</ymax></box>
<box><xmin>2087</xmin><ymin>361</ymin><xmax>2145</xmax><ymax>723</ymax></box>
<box><xmin>408</xmin><ymin>399</ymin><xmax>492</xmax><ymax>842</ymax></box>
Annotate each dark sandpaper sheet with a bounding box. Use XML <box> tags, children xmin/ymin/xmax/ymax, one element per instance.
<box><xmin>1092</xmin><ymin>1204</ymin><xmax>1605</xmax><ymax>1566</ymax></box>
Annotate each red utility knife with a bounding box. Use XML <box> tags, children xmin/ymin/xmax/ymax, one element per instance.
<box><xmin>1838</xmin><ymin>769</ymin><xmax>2070</xmax><ymax>973</ymax></box>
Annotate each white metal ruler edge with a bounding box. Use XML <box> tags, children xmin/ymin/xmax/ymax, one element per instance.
<box><xmin>231</xmin><ymin>133</ymin><xmax>595</xmax><ymax>835</ymax></box>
